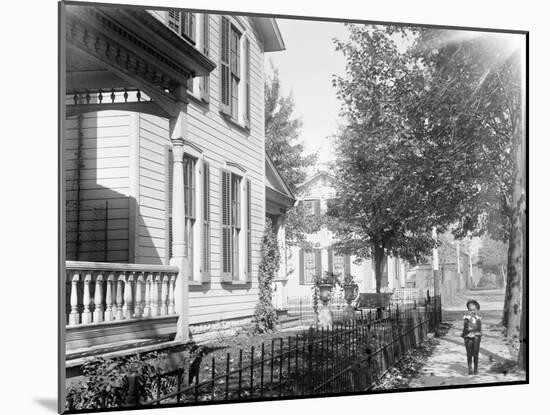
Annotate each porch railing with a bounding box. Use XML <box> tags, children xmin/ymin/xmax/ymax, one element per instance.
<box><xmin>65</xmin><ymin>261</ymin><xmax>179</xmax><ymax>326</ymax></box>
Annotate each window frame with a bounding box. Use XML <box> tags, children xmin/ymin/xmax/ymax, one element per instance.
<box><xmin>220</xmin><ymin>165</ymin><xmax>250</xmax><ymax>284</ymax></box>
<box><xmin>219</xmin><ymin>15</ymin><xmax>251</xmax><ymax>128</ymax></box>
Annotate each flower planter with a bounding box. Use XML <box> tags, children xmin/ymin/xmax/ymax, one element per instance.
<box><xmin>343</xmin><ymin>284</ymin><xmax>358</xmax><ymax>302</ymax></box>
<box><xmin>318</xmin><ymin>284</ymin><xmax>333</xmax><ymax>304</ymax></box>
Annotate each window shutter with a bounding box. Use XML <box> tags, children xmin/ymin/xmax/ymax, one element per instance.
<box><xmin>327</xmin><ymin>248</ymin><xmax>333</xmax><ymax>274</ymax></box>
<box><xmin>220</xmin><ymin>168</ymin><xmax>232</xmax><ymax>281</ymax></box>
<box><xmin>315</xmin><ymin>249</ymin><xmax>322</xmax><ymax>278</ymax></box>
<box><xmin>344</xmin><ymin>254</ymin><xmax>351</xmax><ymax>279</ymax></box>
<box><xmin>299</xmin><ymin>249</ymin><xmax>304</xmax><ymax>285</ymax></box>
<box><xmin>200</xmin><ymin>14</ymin><xmax>210</xmax><ymax>103</ymax></box>
<box><xmin>314</xmin><ymin>200</ymin><xmax>321</xmax><ymax>219</ymax></box>
<box><xmin>168</xmin><ymin>10</ymin><xmax>181</xmax><ymax>34</ymax></box>
<box><xmin>201</xmin><ymin>161</ymin><xmax>210</xmax><ymax>282</ymax></box>
<box><xmin>246</xmin><ymin>178</ymin><xmax>252</xmax><ymax>282</ymax></box>
<box><xmin>167</xmin><ymin>149</ymin><xmax>174</xmax><ymax>259</ymax></box>
<box><xmin>244</xmin><ymin>36</ymin><xmax>251</xmax><ymax>127</ymax></box>
<box><xmin>219</xmin><ymin>16</ymin><xmax>231</xmax><ymax>115</ymax></box>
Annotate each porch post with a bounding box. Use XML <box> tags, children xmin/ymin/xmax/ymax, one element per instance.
<box><xmin>169</xmin><ymin>85</ymin><xmax>189</xmax><ymax>342</ymax></box>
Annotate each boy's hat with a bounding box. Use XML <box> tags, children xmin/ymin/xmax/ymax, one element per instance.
<box><xmin>466</xmin><ymin>299</ymin><xmax>480</xmax><ymax>310</ymax></box>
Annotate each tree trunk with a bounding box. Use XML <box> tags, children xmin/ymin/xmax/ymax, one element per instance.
<box><xmin>503</xmin><ymin>120</ymin><xmax>525</xmax><ymax>340</ymax></box>
<box><xmin>373</xmin><ymin>244</ymin><xmax>384</xmax><ymax>294</ymax></box>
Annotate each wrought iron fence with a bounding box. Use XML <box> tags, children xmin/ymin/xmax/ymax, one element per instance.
<box><xmin>138</xmin><ymin>295</ymin><xmax>440</xmax><ymax>406</ymax></box>
<box><xmin>65</xmin><ymin>296</ymin><xmax>441</xmax><ymax>410</ymax></box>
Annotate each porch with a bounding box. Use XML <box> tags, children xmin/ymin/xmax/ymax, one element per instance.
<box><xmin>62</xmin><ymin>3</ymin><xmax>215</xmax><ymax>362</ymax></box>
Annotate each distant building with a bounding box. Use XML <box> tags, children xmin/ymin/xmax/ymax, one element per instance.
<box><xmin>279</xmin><ymin>171</ymin><xmax>407</xmax><ymax>310</ymax></box>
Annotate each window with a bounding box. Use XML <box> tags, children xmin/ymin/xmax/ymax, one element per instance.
<box><xmin>184</xmin><ymin>156</ymin><xmax>196</xmax><ymax>279</ymax></box>
<box><xmin>219</xmin><ymin>16</ymin><xmax>250</xmax><ymax>125</ymax></box>
<box><xmin>300</xmin><ymin>248</ymin><xmax>321</xmax><ymax>284</ymax></box>
<box><xmin>167</xmin><ymin>150</ymin><xmax>197</xmax><ymax>280</ymax></box>
<box><xmin>221</xmin><ymin>168</ymin><xmax>251</xmax><ymax>282</ymax></box>
<box><xmin>168</xmin><ymin>11</ymin><xmax>196</xmax><ymax>44</ymax></box>
<box><xmin>302</xmin><ymin>199</ymin><xmax>321</xmax><ymax>219</ymax></box>
<box><xmin>181</xmin><ymin>12</ymin><xmax>196</xmax><ymax>42</ymax></box>
<box><xmin>168</xmin><ymin>11</ymin><xmax>210</xmax><ymax>101</ymax></box>
<box><xmin>328</xmin><ymin>248</ymin><xmax>351</xmax><ymax>279</ymax></box>
<box><xmin>333</xmin><ymin>254</ymin><xmax>345</xmax><ymax>277</ymax></box>
<box><xmin>231</xmin><ymin>173</ymin><xmax>241</xmax><ymax>279</ymax></box>
<box><xmin>202</xmin><ymin>161</ymin><xmax>211</xmax><ymax>279</ymax></box>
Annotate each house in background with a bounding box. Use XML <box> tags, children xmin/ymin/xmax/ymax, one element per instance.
<box><xmin>63</xmin><ymin>4</ymin><xmax>293</xmax><ymax>364</ymax></box>
<box><xmin>281</xmin><ymin>171</ymin><xmax>407</xmax><ymax>310</ymax></box>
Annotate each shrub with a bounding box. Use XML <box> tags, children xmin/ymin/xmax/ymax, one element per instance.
<box><xmin>252</xmin><ymin>218</ymin><xmax>280</xmax><ymax>333</ymax></box>
<box><xmin>66</xmin><ymin>352</ymin><xmax>172</xmax><ymax>410</ymax></box>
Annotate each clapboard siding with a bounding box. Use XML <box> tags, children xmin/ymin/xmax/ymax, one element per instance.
<box><xmin>65</xmin><ymin>111</ymin><xmax>132</xmax><ymax>262</ymax></box>
<box><xmin>66</xmin><ymin>14</ymin><xmax>269</xmax><ymax>326</ymax></box>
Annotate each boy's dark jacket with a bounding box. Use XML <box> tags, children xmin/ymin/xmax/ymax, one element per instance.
<box><xmin>461</xmin><ymin>315</ymin><xmax>482</xmax><ymax>337</ymax></box>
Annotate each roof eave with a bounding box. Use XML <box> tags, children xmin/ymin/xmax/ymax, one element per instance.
<box><xmin>251</xmin><ymin>17</ymin><xmax>285</xmax><ymax>52</ymax></box>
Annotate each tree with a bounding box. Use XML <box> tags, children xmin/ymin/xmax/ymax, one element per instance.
<box><xmin>330</xmin><ymin>24</ymin><xmax>525</xmax><ymax>347</ymax></box>
<box><xmin>477</xmin><ymin>235</ymin><xmax>508</xmax><ymax>288</ymax></box>
<box><xmin>327</xmin><ymin>26</ymin><xmax>445</xmax><ymax>292</ymax></box>
<box><xmin>407</xmin><ymin>30</ymin><xmax>525</xmax><ymax>341</ymax></box>
<box><xmin>265</xmin><ymin>65</ymin><xmax>317</xmax><ymax>192</ymax></box>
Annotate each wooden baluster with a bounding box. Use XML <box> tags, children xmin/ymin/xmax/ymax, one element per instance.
<box><xmin>135</xmin><ymin>273</ymin><xmax>143</xmax><ymax>318</ymax></box>
<box><xmin>168</xmin><ymin>273</ymin><xmax>175</xmax><ymax>314</ymax></box>
<box><xmin>123</xmin><ymin>88</ymin><xmax>128</xmax><ymax>103</ymax></box>
<box><xmin>123</xmin><ymin>272</ymin><xmax>134</xmax><ymax>319</ymax></box>
<box><xmin>73</xmin><ymin>92</ymin><xmax>78</xmax><ymax>105</ymax></box>
<box><xmin>115</xmin><ymin>273</ymin><xmax>124</xmax><ymax>320</ymax></box>
<box><xmin>143</xmin><ymin>273</ymin><xmax>152</xmax><ymax>317</ymax></box>
<box><xmin>81</xmin><ymin>272</ymin><xmax>92</xmax><ymax>324</ymax></box>
<box><xmin>152</xmin><ymin>274</ymin><xmax>160</xmax><ymax>317</ymax></box>
<box><xmin>110</xmin><ymin>89</ymin><xmax>115</xmax><ymax>103</ymax></box>
<box><xmin>85</xmin><ymin>90</ymin><xmax>90</xmax><ymax>104</ymax></box>
<box><xmin>136</xmin><ymin>90</ymin><xmax>141</xmax><ymax>102</ymax></box>
<box><xmin>93</xmin><ymin>272</ymin><xmax>104</xmax><ymax>323</ymax></box>
<box><xmin>98</xmin><ymin>89</ymin><xmax>103</xmax><ymax>104</ymax></box>
<box><xmin>160</xmin><ymin>274</ymin><xmax>168</xmax><ymax>316</ymax></box>
<box><xmin>104</xmin><ymin>272</ymin><xmax>115</xmax><ymax>321</ymax></box>
<box><xmin>68</xmin><ymin>272</ymin><xmax>80</xmax><ymax>326</ymax></box>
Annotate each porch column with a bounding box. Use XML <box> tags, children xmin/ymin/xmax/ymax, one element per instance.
<box><xmin>169</xmin><ymin>85</ymin><xmax>189</xmax><ymax>342</ymax></box>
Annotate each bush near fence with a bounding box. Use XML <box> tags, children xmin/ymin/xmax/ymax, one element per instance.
<box><xmin>66</xmin><ymin>295</ymin><xmax>441</xmax><ymax>410</ymax></box>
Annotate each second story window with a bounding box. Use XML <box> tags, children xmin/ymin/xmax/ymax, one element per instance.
<box><xmin>230</xmin><ymin>26</ymin><xmax>241</xmax><ymax>120</ymax></box>
<box><xmin>219</xmin><ymin>16</ymin><xmax>251</xmax><ymax>126</ymax></box>
<box><xmin>302</xmin><ymin>199</ymin><xmax>321</xmax><ymax>219</ymax></box>
<box><xmin>168</xmin><ymin>10</ymin><xmax>196</xmax><ymax>44</ymax></box>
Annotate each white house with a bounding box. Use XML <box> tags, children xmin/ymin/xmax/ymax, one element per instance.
<box><xmin>62</xmin><ymin>4</ymin><xmax>294</xmax><ymax>362</ymax></box>
<box><xmin>281</xmin><ymin>171</ymin><xmax>407</xmax><ymax>309</ymax></box>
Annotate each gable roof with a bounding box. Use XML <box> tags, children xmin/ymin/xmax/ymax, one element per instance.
<box><xmin>296</xmin><ymin>171</ymin><xmax>334</xmax><ymax>191</ymax></box>
<box><xmin>265</xmin><ymin>152</ymin><xmax>295</xmax><ymax>208</ymax></box>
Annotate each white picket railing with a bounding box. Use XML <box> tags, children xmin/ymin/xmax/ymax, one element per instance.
<box><xmin>65</xmin><ymin>261</ymin><xmax>179</xmax><ymax>326</ymax></box>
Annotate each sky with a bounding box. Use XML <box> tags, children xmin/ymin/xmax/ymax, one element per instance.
<box><xmin>264</xmin><ymin>18</ymin><xmax>350</xmax><ymax>168</ymax></box>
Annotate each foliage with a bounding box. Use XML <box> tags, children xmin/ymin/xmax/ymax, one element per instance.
<box><xmin>65</xmin><ymin>352</ymin><xmax>171</xmax><ymax>410</ymax></box>
<box><xmin>284</xmin><ymin>201</ymin><xmax>323</xmax><ymax>247</ymax></box>
<box><xmin>328</xmin><ymin>25</ymin><xmax>440</xmax><ymax>292</ymax></box>
<box><xmin>252</xmin><ymin>218</ymin><xmax>280</xmax><ymax>333</ymax></box>
<box><xmin>343</xmin><ymin>274</ymin><xmax>357</xmax><ymax>286</ymax></box>
<box><xmin>265</xmin><ymin>65</ymin><xmax>317</xmax><ymax>192</ymax></box>
<box><xmin>477</xmin><ymin>235</ymin><xmax>507</xmax><ymax>274</ymax></box>
<box><xmin>312</xmin><ymin>270</ymin><xmax>342</xmax><ymax>287</ymax></box>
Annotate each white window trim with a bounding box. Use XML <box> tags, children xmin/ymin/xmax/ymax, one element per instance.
<box><xmin>183</xmin><ymin>144</ymin><xmax>204</xmax><ymax>284</ymax></box>
<box><xmin>223</xmin><ymin>16</ymin><xmax>250</xmax><ymax>129</ymax></box>
<box><xmin>224</xmin><ymin>162</ymin><xmax>249</xmax><ymax>283</ymax></box>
